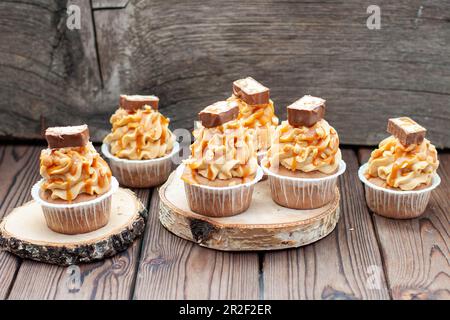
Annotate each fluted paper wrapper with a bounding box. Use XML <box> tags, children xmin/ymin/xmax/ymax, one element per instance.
<box><xmin>31</xmin><ymin>177</ymin><xmax>119</xmax><ymax>235</ymax></box>
<box><xmin>262</xmin><ymin>160</ymin><xmax>346</xmax><ymax>209</ymax></box>
<box><xmin>101</xmin><ymin>142</ymin><xmax>179</xmax><ymax>188</ymax></box>
<box><xmin>358</xmin><ymin>163</ymin><xmax>441</xmax><ymax>219</ymax></box>
<box><xmin>257</xmin><ymin>151</ymin><xmax>268</xmax><ymax>181</ymax></box>
<box><xmin>182</xmin><ymin>165</ymin><xmax>263</xmax><ymax>217</ymax></box>
<box><xmin>257</xmin><ymin>150</ymin><xmax>267</xmax><ymax>164</ymax></box>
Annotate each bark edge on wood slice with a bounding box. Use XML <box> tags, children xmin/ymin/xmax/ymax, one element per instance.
<box><xmin>159</xmin><ymin>169</ymin><xmax>340</xmax><ymax>251</ymax></box>
<box><xmin>0</xmin><ymin>188</ymin><xmax>147</xmax><ymax>266</ymax></box>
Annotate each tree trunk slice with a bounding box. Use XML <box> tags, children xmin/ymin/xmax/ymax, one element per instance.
<box><xmin>159</xmin><ymin>169</ymin><xmax>340</xmax><ymax>251</ymax></box>
<box><xmin>0</xmin><ymin>188</ymin><xmax>147</xmax><ymax>266</ymax></box>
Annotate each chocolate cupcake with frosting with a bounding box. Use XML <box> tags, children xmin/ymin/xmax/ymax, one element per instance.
<box><xmin>359</xmin><ymin>117</ymin><xmax>440</xmax><ymax>218</ymax></box>
<box><xmin>32</xmin><ymin>125</ymin><xmax>119</xmax><ymax>234</ymax></box>
<box><xmin>227</xmin><ymin>77</ymin><xmax>279</xmax><ymax>161</ymax></box>
<box><xmin>181</xmin><ymin>100</ymin><xmax>263</xmax><ymax>217</ymax></box>
<box><xmin>102</xmin><ymin>95</ymin><xmax>179</xmax><ymax>187</ymax></box>
<box><xmin>262</xmin><ymin>95</ymin><xmax>346</xmax><ymax>209</ymax></box>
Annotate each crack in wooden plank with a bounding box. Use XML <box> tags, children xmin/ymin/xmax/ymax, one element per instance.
<box><xmin>89</xmin><ymin>0</ymin><xmax>105</xmax><ymax>88</ymax></box>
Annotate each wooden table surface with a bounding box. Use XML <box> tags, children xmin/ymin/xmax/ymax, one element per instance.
<box><xmin>0</xmin><ymin>144</ymin><xmax>448</xmax><ymax>300</ymax></box>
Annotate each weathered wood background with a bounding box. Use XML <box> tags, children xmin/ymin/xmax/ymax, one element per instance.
<box><xmin>1</xmin><ymin>0</ymin><xmax>449</xmax><ymax>147</ymax></box>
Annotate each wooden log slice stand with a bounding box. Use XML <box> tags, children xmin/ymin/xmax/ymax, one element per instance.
<box><xmin>0</xmin><ymin>188</ymin><xmax>147</xmax><ymax>266</ymax></box>
<box><xmin>159</xmin><ymin>168</ymin><xmax>340</xmax><ymax>251</ymax></box>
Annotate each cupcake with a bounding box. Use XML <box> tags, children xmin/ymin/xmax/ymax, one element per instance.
<box><xmin>181</xmin><ymin>100</ymin><xmax>263</xmax><ymax>217</ymax></box>
<box><xmin>227</xmin><ymin>77</ymin><xmax>279</xmax><ymax>162</ymax></box>
<box><xmin>359</xmin><ymin>117</ymin><xmax>440</xmax><ymax>219</ymax></box>
<box><xmin>261</xmin><ymin>95</ymin><xmax>346</xmax><ymax>209</ymax></box>
<box><xmin>31</xmin><ymin>125</ymin><xmax>118</xmax><ymax>234</ymax></box>
<box><xmin>102</xmin><ymin>95</ymin><xmax>179</xmax><ymax>188</ymax></box>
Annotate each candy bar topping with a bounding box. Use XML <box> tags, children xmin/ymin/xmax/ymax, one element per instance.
<box><xmin>103</xmin><ymin>104</ymin><xmax>174</xmax><ymax>160</ymax></box>
<box><xmin>265</xmin><ymin>119</ymin><xmax>341</xmax><ymax>174</ymax></box>
<box><xmin>229</xmin><ymin>77</ymin><xmax>278</xmax><ymax>152</ymax></box>
<box><xmin>45</xmin><ymin>125</ymin><xmax>90</xmax><ymax>149</ymax></box>
<box><xmin>182</xmin><ymin>117</ymin><xmax>258</xmax><ymax>184</ymax></box>
<box><xmin>232</xmin><ymin>77</ymin><xmax>270</xmax><ymax>105</ymax></box>
<box><xmin>387</xmin><ymin>117</ymin><xmax>426</xmax><ymax>146</ymax></box>
<box><xmin>287</xmin><ymin>95</ymin><xmax>326</xmax><ymax>127</ymax></box>
<box><xmin>199</xmin><ymin>101</ymin><xmax>239</xmax><ymax>128</ymax></box>
<box><xmin>40</xmin><ymin>137</ymin><xmax>112</xmax><ymax>202</ymax></box>
<box><xmin>120</xmin><ymin>94</ymin><xmax>159</xmax><ymax>111</ymax></box>
<box><xmin>365</xmin><ymin>135</ymin><xmax>439</xmax><ymax>191</ymax></box>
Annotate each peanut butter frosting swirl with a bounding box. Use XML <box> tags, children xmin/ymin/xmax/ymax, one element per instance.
<box><xmin>40</xmin><ymin>142</ymin><xmax>112</xmax><ymax>201</ymax></box>
<box><xmin>265</xmin><ymin>119</ymin><xmax>341</xmax><ymax>174</ymax></box>
<box><xmin>365</xmin><ymin>136</ymin><xmax>439</xmax><ymax>191</ymax></box>
<box><xmin>182</xmin><ymin>120</ymin><xmax>258</xmax><ymax>184</ymax></box>
<box><xmin>103</xmin><ymin>105</ymin><xmax>174</xmax><ymax>160</ymax></box>
<box><xmin>227</xmin><ymin>96</ymin><xmax>278</xmax><ymax>151</ymax></box>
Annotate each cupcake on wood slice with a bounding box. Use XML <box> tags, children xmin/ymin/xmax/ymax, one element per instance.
<box><xmin>261</xmin><ymin>95</ymin><xmax>346</xmax><ymax>209</ymax></box>
<box><xmin>227</xmin><ymin>77</ymin><xmax>279</xmax><ymax>161</ymax></box>
<box><xmin>359</xmin><ymin>117</ymin><xmax>440</xmax><ymax>219</ymax></box>
<box><xmin>32</xmin><ymin>125</ymin><xmax>119</xmax><ymax>235</ymax></box>
<box><xmin>102</xmin><ymin>94</ymin><xmax>179</xmax><ymax>188</ymax></box>
<box><xmin>181</xmin><ymin>100</ymin><xmax>263</xmax><ymax>217</ymax></box>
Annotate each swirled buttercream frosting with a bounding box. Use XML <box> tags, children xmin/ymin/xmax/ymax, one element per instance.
<box><xmin>40</xmin><ymin>142</ymin><xmax>112</xmax><ymax>201</ymax></box>
<box><xmin>182</xmin><ymin>120</ymin><xmax>258</xmax><ymax>185</ymax></box>
<box><xmin>103</xmin><ymin>105</ymin><xmax>174</xmax><ymax>160</ymax></box>
<box><xmin>227</xmin><ymin>95</ymin><xmax>278</xmax><ymax>152</ymax></box>
<box><xmin>265</xmin><ymin>119</ymin><xmax>341</xmax><ymax>174</ymax></box>
<box><xmin>365</xmin><ymin>136</ymin><xmax>439</xmax><ymax>190</ymax></box>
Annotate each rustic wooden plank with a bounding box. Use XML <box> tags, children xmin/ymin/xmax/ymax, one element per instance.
<box><xmin>1</xmin><ymin>1</ymin><xmax>450</xmax><ymax>146</ymax></box>
<box><xmin>133</xmin><ymin>189</ymin><xmax>260</xmax><ymax>299</ymax></box>
<box><xmin>0</xmin><ymin>0</ymin><xmax>105</xmax><ymax>141</ymax></box>
<box><xmin>263</xmin><ymin>149</ymin><xmax>390</xmax><ymax>299</ymax></box>
<box><xmin>92</xmin><ymin>0</ymin><xmax>130</xmax><ymax>10</ymax></box>
<box><xmin>77</xmin><ymin>0</ymin><xmax>450</xmax><ymax>147</ymax></box>
<box><xmin>0</xmin><ymin>145</ymin><xmax>41</xmax><ymax>299</ymax></box>
<box><xmin>358</xmin><ymin>148</ymin><xmax>450</xmax><ymax>300</ymax></box>
<box><xmin>7</xmin><ymin>188</ymin><xmax>150</xmax><ymax>300</ymax></box>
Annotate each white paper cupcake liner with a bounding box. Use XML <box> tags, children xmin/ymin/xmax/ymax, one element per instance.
<box><xmin>358</xmin><ymin>163</ymin><xmax>441</xmax><ymax>219</ymax></box>
<box><xmin>257</xmin><ymin>150</ymin><xmax>267</xmax><ymax>164</ymax></box>
<box><xmin>101</xmin><ymin>142</ymin><xmax>179</xmax><ymax>188</ymax></box>
<box><xmin>179</xmin><ymin>164</ymin><xmax>264</xmax><ymax>217</ymax></box>
<box><xmin>31</xmin><ymin>177</ymin><xmax>119</xmax><ymax>235</ymax></box>
<box><xmin>257</xmin><ymin>150</ymin><xmax>268</xmax><ymax>181</ymax></box>
<box><xmin>262</xmin><ymin>160</ymin><xmax>346</xmax><ymax>209</ymax></box>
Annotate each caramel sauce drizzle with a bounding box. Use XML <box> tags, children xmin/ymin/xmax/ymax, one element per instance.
<box><xmin>279</xmin><ymin>123</ymin><xmax>337</xmax><ymax>171</ymax></box>
<box><xmin>42</xmin><ymin>145</ymin><xmax>110</xmax><ymax>201</ymax></box>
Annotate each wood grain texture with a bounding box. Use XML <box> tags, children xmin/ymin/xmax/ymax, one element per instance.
<box><xmin>0</xmin><ymin>0</ymin><xmax>105</xmax><ymax>141</ymax></box>
<box><xmin>263</xmin><ymin>149</ymin><xmax>390</xmax><ymax>299</ymax></box>
<box><xmin>92</xmin><ymin>0</ymin><xmax>130</xmax><ymax>10</ymax></box>
<box><xmin>1</xmin><ymin>188</ymin><xmax>147</xmax><ymax>266</ymax></box>
<box><xmin>7</xmin><ymin>188</ymin><xmax>150</xmax><ymax>300</ymax></box>
<box><xmin>159</xmin><ymin>171</ymin><xmax>340</xmax><ymax>251</ymax></box>
<box><xmin>0</xmin><ymin>0</ymin><xmax>450</xmax><ymax>147</ymax></box>
<box><xmin>0</xmin><ymin>145</ymin><xmax>41</xmax><ymax>299</ymax></box>
<box><xmin>1</xmin><ymin>0</ymin><xmax>450</xmax><ymax>146</ymax></box>
<box><xmin>133</xmin><ymin>189</ymin><xmax>260</xmax><ymax>299</ymax></box>
<box><xmin>358</xmin><ymin>148</ymin><xmax>450</xmax><ymax>300</ymax></box>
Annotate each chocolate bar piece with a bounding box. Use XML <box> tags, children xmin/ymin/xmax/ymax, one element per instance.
<box><xmin>287</xmin><ymin>95</ymin><xmax>326</xmax><ymax>127</ymax></box>
<box><xmin>232</xmin><ymin>77</ymin><xmax>270</xmax><ymax>105</ymax></box>
<box><xmin>387</xmin><ymin>117</ymin><xmax>426</xmax><ymax>145</ymax></box>
<box><xmin>45</xmin><ymin>125</ymin><xmax>90</xmax><ymax>149</ymax></box>
<box><xmin>199</xmin><ymin>101</ymin><xmax>239</xmax><ymax>128</ymax></box>
<box><xmin>119</xmin><ymin>94</ymin><xmax>159</xmax><ymax>111</ymax></box>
